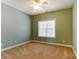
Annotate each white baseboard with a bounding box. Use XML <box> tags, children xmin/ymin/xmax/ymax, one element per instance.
<box><xmin>72</xmin><ymin>47</ymin><xmax>77</xmax><ymax>57</ymax></box>
<box><xmin>31</xmin><ymin>40</ymin><xmax>77</xmax><ymax>57</ymax></box>
<box><xmin>2</xmin><ymin>40</ymin><xmax>77</xmax><ymax>57</ymax></box>
<box><xmin>31</xmin><ymin>40</ymin><xmax>72</xmax><ymax>48</ymax></box>
<box><xmin>1</xmin><ymin>41</ymin><xmax>31</xmax><ymax>52</ymax></box>
<box><xmin>2</xmin><ymin>40</ymin><xmax>72</xmax><ymax>52</ymax></box>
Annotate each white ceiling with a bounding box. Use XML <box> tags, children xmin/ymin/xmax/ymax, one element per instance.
<box><xmin>2</xmin><ymin>0</ymin><xmax>74</xmax><ymax>15</ymax></box>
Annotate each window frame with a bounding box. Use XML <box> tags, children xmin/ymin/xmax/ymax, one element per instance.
<box><xmin>38</xmin><ymin>20</ymin><xmax>55</xmax><ymax>38</ymax></box>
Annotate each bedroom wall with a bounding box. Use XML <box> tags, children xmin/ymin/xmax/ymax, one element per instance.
<box><xmin>73</xmin><ymin>1</ymin><xmax>77</xmax><ymax>54</ymax></box>
<box><xmin>31</xmin><ymin>8</ymin><xmax>72</xmax><ymax>45</ymax></box>
<box><xmin>1</xmin><ymin>3</ymin><xmax>31</xmax><ymax>49</ymax></box>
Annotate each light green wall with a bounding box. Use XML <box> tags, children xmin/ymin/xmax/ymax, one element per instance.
<box><xmin>31</xmin><ymin>8</ymin><xmax>72</xmax><ymax>45</ymax></box>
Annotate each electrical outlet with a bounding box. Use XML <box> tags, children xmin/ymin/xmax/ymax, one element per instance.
<box><xmin>14</xmin><ymin>41</ymin><xmax>17</xmax><ymax>43</ymax></box>
<box><xmin>62</xmin><ymin>40</ymin><xmax>65</xmax><ymax>43</ymax></box>
<box><xmin>1</xmin><ymin>43</ymin><xmax>3</xmax><ymax>47</ymax></box>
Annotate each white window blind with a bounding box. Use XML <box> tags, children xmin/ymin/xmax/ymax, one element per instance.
<box><xmin>38</xmin><ymin>20</ymin><xmax>55</xmax><ymax>38</ymax></box>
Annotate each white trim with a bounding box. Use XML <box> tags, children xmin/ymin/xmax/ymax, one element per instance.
<box><xmin>31</xmin><ymin>40</ymin><xmax>72</xmax><ymax>48</ymax></box>
<box><xmin>1</xmin><ymin>41</ymin><xmax>31</xmax><ymax>52</ymax></box>
<box><xmin>72</xmin><ymin>47</ymin><xmax>77</xmax><ymax>57</ymax></box>
<box><xmin>2</xmin><ymin>40</ymin><xmax>77</xmax><ymax>57</ymax></box>
<box><xmin>31</xmin><ymin>40</ymin><xmax>77</xmax><ymax>57</ymax></box>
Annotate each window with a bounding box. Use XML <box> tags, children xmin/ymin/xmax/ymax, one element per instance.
<box><xmin>38</xmin><ymin>20</ymin><xmax>55</xmax><ymax>38</ymax></box>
